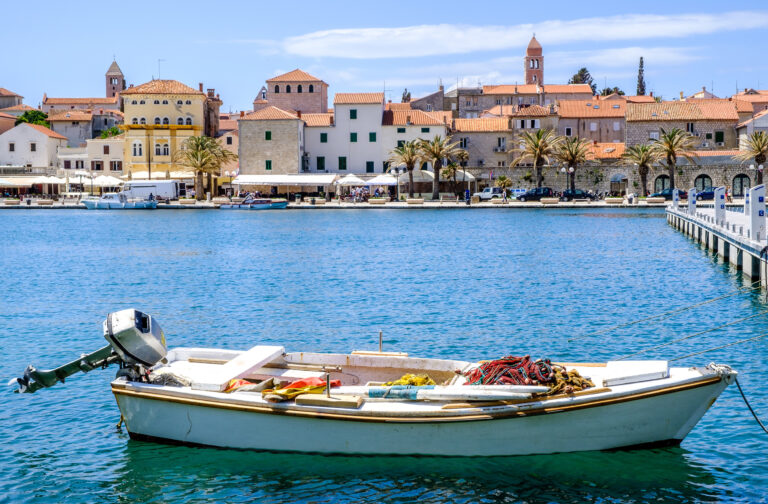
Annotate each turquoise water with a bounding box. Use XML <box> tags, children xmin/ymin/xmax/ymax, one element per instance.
<box><xmin>1</xmin><ymin>208</ymin><xmax>766</xmax><ymax>503</ymax></box>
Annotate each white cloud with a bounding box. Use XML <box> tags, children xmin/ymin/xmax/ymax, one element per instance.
<box><xmin>547</xmin><ymin>46</ymin><xmax>702</xmax><ymax>69</ymax></box>
<box><xmin>281</xmin><ymin>11</ymin><xmax>768</xmax><ymax>59</ymax></box>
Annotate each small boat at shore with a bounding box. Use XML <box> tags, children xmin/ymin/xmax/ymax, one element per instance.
<box><xmin>11</xmin><ymin>310</ymin><xmax>736</xmax><ymax>457</ymax></box>
<box><xmin>82</xmin><ymin>193</ymin><xmax>157</xmax><ymax>210</ymax></box>
<box><xmin>220</xmin><ymin>197</ymin><xmax>288</xmax><ymax>210</ymax></box>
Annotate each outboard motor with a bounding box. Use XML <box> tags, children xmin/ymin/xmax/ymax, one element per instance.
<box><xmin>10</xmin><ymin>309</ymin><xmax>166</xmax><ymax>393</ymax></box>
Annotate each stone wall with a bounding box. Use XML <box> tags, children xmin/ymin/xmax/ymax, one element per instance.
<box><xmin>239</xmin><ymin>119</ymin><xmax>301</xmax><ymax>175</ymax></box>
<box><xmin>266</xmin><ymin>82</ymin><xmax>328</xmax><ymax>114</ymax></box>
<box><xmin>559</xmin><ymin>117</ymin><xmax>624</xmax><ymax>143</ymax></box>
<box><xmin>626</xmin><ymin>120</ymin><xmax>738</xmax><ymax>149</ymax></box>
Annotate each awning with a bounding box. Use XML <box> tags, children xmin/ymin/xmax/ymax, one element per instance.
<box><xmin>366</xmin><ymin>174</ymin><xmax>398</xmax><ymax>186</ymax></box>
<box><xmin>336</xmin><ymin>174</ymin><xmax>367</xmax><ymax>186</ymax></box>
<box><xmin>126</xmin><ymin>170</ymin><xmax>196</xmax><ymax>180</ymax></box>
<box><xmin>0</xmin><ymin>176</ymin><xmax>44</xmax><ymax>187</ymax></box>
<box><xmin>396</xmin><ymin>169</ymin><xmax>433</xmax><ymax>183</ymax></box>
<box><xmin>93</xmin><ymin>175</ymin><xmax>124</xmax><ymax>187</ymax></box>
<box><xmin>232</xmin><ymin>174</ymin><xmax>338</xmax><ymax>186</ymax></box>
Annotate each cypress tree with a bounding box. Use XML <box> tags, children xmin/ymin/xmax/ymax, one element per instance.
<box><xmin>637</xmin><ymin>57</ymin><xmax>646</xmax><ymax>96</ymax></box>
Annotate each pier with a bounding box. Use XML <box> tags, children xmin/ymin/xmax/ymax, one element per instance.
<box><xmin>666</xmin><ymin>184</ymin><xmax>768</xmax><ymax>286</ymax></box>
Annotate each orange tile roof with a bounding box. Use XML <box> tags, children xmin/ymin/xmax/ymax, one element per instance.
<box><xmin>333</xmin><ymin>92</ymin><xmax>385</xmax><ymax>105</ymax></box>
<box><xmin>689</xmin><ymin>149</ymin><xmax>742</xmax><ymax>157</ymax></box>
<box><xmin>218</xmin><ymin>119</ymin><xmax>238</xmax><ymax>131</ymax></box>
<box><xmin>483</xmin><ymin>84</ymin><xmax>541</xmax><ymax>95</ymax></box>
<box><xmin>626</xmin><ymin>101</ymin><xmax>738</xmax><ymax>121</ymax></box>
<box><xmin>240</xmin><ymin>106</ymin><xmax>298</xmax><ymax>121</ymax></box>
<box><xmin>253</xmin><ymin>99</ymin><xmax>268</xmax><ymax>104</ymax></box>
<box><xmin>425</xmin><ymin>110</ymin><xmax>453</xmax><ymax>123</ymax></box>
<box><xmin>382</xmin><ymin>109</ymin><xmax>444</xmax><ymax>126</ymax></box>
<box><xmin>0</xmin><ymin>104</ymin><xmax>37</xmax><ymax>112</ymax></box>
<box><xmin>302</xmin><ymin>113</ymin><xmax>334</xmax><ymax>127</ymax></box>
<box><xmin>732</xmin><ymin>99</ymin><xmax>754</xmax><ymax>114</ymax></box>
<box><xmin>624</xmin><ymin>95</ymin><xmax>656</xmax><ymax>103</ymax></box>
<box><xmin>24</xmin><ymin>123</ymin><xmax>67</xmax><ymax>140</ymax></box>
<box><xmin>559</xmin><ymin>99</ymin><xmax>625</xmax><ymax>118</ymax></box>
<box><xmin>543</xmin><ymin>84</ymin><xmax>594</xmax><ymax>95</ymax></box>
<box><xmin>587</xmin><ymin>142</ymin><xmax>625</xmax><ymax>160</ymax></box>
<box><xmin>0</xmin><ymin>87</ymin><xmax>22</xmax><ymax>98</ymax></box>
<box><xmin>0</xmin><ymin>112</ymin><xmax>15</xmax><ymax>119</ymax></box>
<box><xmin>452</xmin><ymin>118</ymin><xmax>510</xmax><ymax>132</ymax></box>
<box><xmin>385</xmin><ymin>102</ymin><xmax>412</xmax><ymax>111</ymax></box>
<box><xmin>728</xmin><ymin>93</ymin><xmax>768</xmax><ymax>104</ymax></box>
<box><xmin>121</xmin><ymin>80</ymin><xmax>204</xmax><ymax>96</ymax></box>
<box><xmin>267</xmin><ymin>69</ymin><xmax>325</xmax><ymax>83</ymax></box>
<box><xmin>483</xmin><ymin>104</ymin><xmax>551</xmax><ymax>117</ymax></box>
<box><xmin>43</xmin><ymin>96</ymin><xmax>118</xmax><ymax>105</ymax></box>
<box><xmin>47</xmin><ymin>110</ymin><xmax>93</xmax><ymax>121</ymax></box>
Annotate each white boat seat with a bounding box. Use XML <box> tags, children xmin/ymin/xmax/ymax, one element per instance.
<box><xmin>602</xmin><ymin>360</ymin><xmax>669</xmax><ymax>387</ymax></box>
<box><xmin>191</xmin><ymin>345</ymin><xmax>284</xmax><ymax>392</ymax></box>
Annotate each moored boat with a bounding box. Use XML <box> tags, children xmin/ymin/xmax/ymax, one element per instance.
<box><xmin>11</xmin><ymin>310</ymin><xmax>736</xmax><ymax>456</ymax></box>
<box><xmin>220</xmin><ymin>197</ymin><xmax>288</xmax><ymax>210</ymax></box>
<box><xmin>82</xmin><ymin>193</ymin><xmax>157</xmax><ymax>210</ymax></box>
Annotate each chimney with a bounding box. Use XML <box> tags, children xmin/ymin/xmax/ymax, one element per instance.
<box><xmin>406</xmin><ymin>115</ymin><xmax>411</xmax><ymax>125</ymax></box>
<box><xmin>199</xmin><ymin>83</ymin><xmax>203</xmax><ymax>92</ymax></box>
<box><xmin>680</xmin><ymin>91</ymin><xmax>684</xmax><ymax>100</ymax></box>
<box><xmin>296</xmin><ymin>110</ymin><xmax>302</xmax><ymax>118</ymax></box>
<box><xmin>207</xmin><ymin>88</ymin><xmax>215</xmax><ymax>97</ymax></box>
<box><xmin>702</xmin><ymin>86</ymin><xmax>706</xmax><ymax>91</ymax></box>
<box><xmin>330</xmin><ymin>115</ymin><xmax>334</xmax><ymax>125</ymax></box>
<box><xmin>439</xmin><ymin>84</ymin><xmax>444</xmax><ymax>93</ymax></box>
<box><xmin>240</xmin><ymin>111</ymin><xmax>244</xmax><ymax>118</ymax></box>
<box><xmin>649</xmin><ymin>92</ymin><xmax>653</xmax><ymax>97</ymax></box>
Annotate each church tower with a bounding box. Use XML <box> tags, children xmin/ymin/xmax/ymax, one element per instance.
<box><xmin>524</xmin><ymin>35</ymin><xmax>543</xmax><ymax>85</ymax></box>
<box><xmin>106</xmin><ymin>60</ymin><xmax>125</xmax><ymax>98</ymax></box>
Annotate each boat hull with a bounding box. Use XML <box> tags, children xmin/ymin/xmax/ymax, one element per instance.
<box><xmin>113</xmin><ymin>375</ymin><xmax>729</xmax><ymax>456</ymax></box>
<box><xmin>83</xmin><ymin>200</ymin><xmax>157</xmax><ymax>210</ymax></box>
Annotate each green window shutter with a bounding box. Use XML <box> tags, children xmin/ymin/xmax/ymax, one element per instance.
<box><xmin>369</xmin><ymin>132</ymin><xmax>376</xmax><ymax>142</ymax></box>
<box><xmin>265</xmin><ymin>130</ymin><xmax>271</xmax><ymax>140</ymax></box>
<box><xmin>317</xmin><ymin>156</ymin><xmax>325</xmax><ymax>170</ymax></box>
<box><xmin>350</xmin><ymin>109</ymin><xmax>357</xmax><ymax>119</ymax></box>
<box><xmin>421</xmin><ymin>127</ymin><xmax>430</xmax><ymax>133</ymax></box>
<box><xmin>705</xmin><ymin>133</ymin><xmax>712</xmax><ymax>140</ymax></box>
<box><xmin>383</xmin><ymin>161</ymin><xmax>389</xmax><ymax>172</ymax></box>
<box><xmin>339</xmin><ymin>156</ymin><xmax>347</xmax><ymax>170</ymax></box>
<box><xmin>715</xmin><ymin>131</ymin><xmax>724</xmax><ymax>143</ymax></box>
<box><xmin>265</xmin><ymin>160</ymin><xmax>272</xmax><ymax>171</ymax></box>
<box><xmin>397</xmin><ymin>127</ymin><xmax>406</xmax><ymax>133</ymax></box>
<box><xmin>320</xmin><ymin>133</ymin><xmax>327</xmax><ymax>143</ymax></box>
<box><xmin>397</xmin><ymin>140</ymin><xmax>405</xmax><ymax>148</ymax></box>
<box><xmin>366</xmin><ymin>161</ymin><xmax>374</xmax><ymax>173</ymax></box>
<box><xmin>350</xmin><ymin>132</ymin><xmax>357</xmax><ymax>142</ymax></box>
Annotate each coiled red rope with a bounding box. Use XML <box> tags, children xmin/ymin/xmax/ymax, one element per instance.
<box><xmin>463</xmin><ymin>355</ymin><xmax>555</xmax><ymax>386</ymax></box>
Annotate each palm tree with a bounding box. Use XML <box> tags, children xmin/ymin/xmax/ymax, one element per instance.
<box><xmin>173</xmin><ymin>136</ymin><xmax>237</xmax><ymax>200</ymax></box>
<box><xmin>511</xmin><ymin>128</ymin><xmax>562</xmax><ymax>188</ymax></box>
<box><xmin>455</xmin><ymin>149</ymin><xmax>469</xmax><ymax>196</ymax></box>
<box><xmin>495</xmin><ymin>175</ymin><xmax>513</xmax><ymax>199</ymax></box>
<box><xmin>419</xmin><ymin>135</ymin><xmax>462</xmax><ymax>200</ymax></box>
<box><xmin>387</xmin><ymin>140</ymin><xmax>421</xmax><ymax>198</ymax></box>
<box><xmin>651</xmin><ymin>128</ymin><xmax>697</xmax><ymax>190</ymax></box>
<box><xmin>553</xmin><ymin>137</ymin><xmax>591</xmax><ymax>192</ymax></box>
<box><xmin>441</xmin><ymin>161</ymin><xmax>459</xmax><ymax>195</ymax></box>
<box><xmin>622</xmin><ymin>143</ymin><xmax>659</xmax><ymax>197</ymax></box>
<box><xmin>733</xmin><ymin>131</ymin><xmax>768</xmax><ymax>185</ymax></box>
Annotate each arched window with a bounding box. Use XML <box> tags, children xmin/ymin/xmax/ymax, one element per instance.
<box><xmin>140</xmin><ymin>117</ymin><xmax>146</xmax><ymax>125</ymax></box>
<box><xmin>162</xmin><ymin>117</ymin><xmax>169</xmax><ymax>125</ymax></box>
<box><xmin>694</xmin><ymin>174</ymin><xmax>713</xmax><ymax>192</ymax></box>
<box><xmin>131</xmin><ymin>100</ymin><xmax>137</xmax><ymax>105</ymax></box>
<box><xmin>261</xmin><ymin>90</ymin><xmax>267</xmax><ymax>99</ymax></box>
<box><xmin>733</xmin><ymin>174</ymin><xmax>751</xmax><ymax>197</ymax></box>
<box><xmin>131</xmin><ymin>118</ymin><xmax>138</xmax><ymax>125</ymax></box>
<box><xmin>154</xmin><ymin>117</ymin><xmax>161</xmax><ymax>125</ymax></box>
<box><xmin>154</xmin><ymin>100</ymin><xmax>160</xmax><ymax>105</ymax></box>
<box><xmin>155</xmin><ymin>143</ymin><xmax>162</xmax><ymax>155</ymax></box>
<box><xmin>177</xmin><ymin>117</ymin><xmax>184</xmax><ymax>125</ymax></box>
<box><xmin>309</xmin><ymin>84</ymin><xmax>314</xmax><ymax>93</ymax></box>
<box><xmin>162</xmin><ymin>100</ymin><xmax>168</xmax><ymax>105</ymax></box>
<box><xmin>177</xmin><ymin>100</ymin><xmax>183</xmax><ymax>105</ymax></box>
<box><xmin>286</xmin><ymin>85</ymin><xmax>291</xmax><ymax>93</ymax></box>
<box><xmin>185</xmin><ymin>100</ymin><xmax>191</xmax><ymax>105</ymax></box>
<box><xmin>298</xmin><ymin>85</ymin><xmax>303</xmax><ymax>93</ymax></box>
<box><xmin>185</xmin><ymin>118</ymin><xmax>192</xmax><ymax>125</ymax></box>
<box><xmin>274</xmin><ymin>85</ymin><xmax>280</xmax><ymax>94</ymax></box>
<box><xmin>654</xmin><ymin>175</ymin><xmax>670</xmax><ymax>193</ymax></box>
<box><xmin>162</xmin><ymin>144</ymin><xmax>169</xmax><ymax>156</ymax></box>
<box><xmin>139</xmin><ymin>100</ymin><xmax>145</xmax><ymax>105</ymax></box>
<box><xmin>132</xmin><ymin>142</ymin><xmax>142</xmax><ymax>156</ymax></box>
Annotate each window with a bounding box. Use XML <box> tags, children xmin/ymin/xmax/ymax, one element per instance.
<box><xmin>75</xmin><ymin>160</ymin><xmax>84</xmax><ymax>169</ymax></box>
<box><xmin>132</xmin><ymin>142</ymin><xmax>143</xmax><ymax>156</ymax></box>
<box><xmin>427</xmin><ymin>104</ymin><xmax>433</xmax><ymax>112</ymax></box>
<box><xmin>421</xmin><ymin>127</ymin><xmax>430</xmax><ymax>133</ymax></box>
<box><xmin>339</xmin><ymin>156</ymin><xmax>347</xmax><ymax>170</ymax></box>
<box><xmin>397</xmin><ymin>140</ymin><xmax>405</xmax><ymax>148</ymax></box>
<box><xmin>286</xmin><ymin>85</ymin><xmax>291</xmax><ymax>93</ymax></box>
<box><xmin>397</xmin><ymin>127</ymin><xmax>406</xmax><ymax>133</ymax></box>
<box><xmin>103</xmin><ymin>145</ymin><xmax>110</xmax><ymax>155</ymax></box>
<box><xmin>177</xmin><ymin>117</ymin><xmax>184</xmax><ymax>125</ymax></box>
<box><xmin>309</xmin><ymin>84</ymin><xmax>314</xmax><ymax>93</ymax></box>
<box><xmin>519</xmin><ymin>119</ymin><xmax>527</xmax><ymax>128</ymax></box>
<box><xmin>91</xmin><ymin>161</ymin><xmax>103</xmax><ymax>171</ymax></box>
<box><xmin>30</xmin><ymin>143</ymin><xmax>36</xmax><ymax>152</ymax></box>
<box><xmin>64</xmin><ymin>160</ymin><xmax>70</xmax><ymax>169</ymax></box>
<box><xmin>496</xmin><ymin>99</ymin><xmax>502</xmax><ymax>105</ymax></box>
<box><xmin>163</xmin><ymin>144</ymin><xmax>169</xmax><ymax>155</ymax></box>
<box><xmin>350</xmin><ymin>109</ymin><xmax>357</xmax><ymax>119</ymax></box>
<box><xmin>274</xmin><ymin>85</ymin><xmax>280</xmax><ymax>94</ymax></box>
<box><xmin>498</xmin><ymin>161</ymin><xmax>506</xmax><ymax>167</ymax></box>
<box><xmin>715</xmin><ymin>131</ymin><xmax>725</xmax><ymax>143</ymax></box>
<box><xmin>686</xmin><ymin>122</ymin><xmax>694</xmax><ymax>133</ymax></box>
<box><xmin>155</xmin><ymin>143</ymin><xmax>162</xmax><ymax>155</ymax></box>
<box><xmin>459</xmin><ymin>137</ymin><xmax>468</xmax><ymax>149</ymax></box>
<box><xmin>565</xmin><ymin>127</ymin><xmax>572</xmax><ymax>137</ymax></box>
<box><xmin>185</xmin><ymin>118</ymin><xmax>192</xmax><ymax>125</ymax></box>
<box><xmin>350</xmin><ymin>132</ymin><xmax>357</xmax><ymax>142</ymax></box>
<box><xmin>265</xmin><ymin>160</ymin><xmax>272</xmax><ymax>171</ymax></box>
<box><xmin>654</xmin><ymin>174</ymin><xmax>670</xmax><ymax>192</ymax></box>
<box><xmin>733</xmin><ymin>174</ymin><xmax>751</xmax><ymax>197</ymax></box>
<box><xmin>705</xmin><ymin>133</ymin><xmax>713</xmax><ymax>140</ymax></box>
<box><xmin>131</xmin><ymin>100</ymin><xmax>138</xmax><ymax>105</ymax></box>
<box><xmin>154</xmin><ymin>117</ymin><xmax>161</xmax><ymax>125</ymax></box>
<box><xmin>226</xmin><ymin>136</ymin><xmax>233</xmax><ymax>145</ymax></box>
<box><xmin>297</xmin><ymin>85</ymin><xmax>303</xmax><ymax>93</ymax></box>
<box><xmin>154</xmin><ymin>100</ymin><xmax>160</xmax><ymax>105</ymax></box>
<box><xmin>177</xmin><ymin>100</ymin><xmax>183</xmax><ymax>105</ymax></box>
<box><xmin>162</xmin><ymin>117</ymin><xmax>169</xmax><ymax>125</ymax></box>
<box><xmin>613</xmin><ymin>121</ymin><xmax>621</xmax><ymax>132</ymax></box>
<box><xmin>139</xmin><ymin>100</ymin><xmax>145</xmax><ymax>104</ymax></box>
<box><xmin>265</xmin><ymin>131</ymin><xmax>272</xmax><ymax>141</ymax></box>
<box><xmin>366</xmin><ymin>161</ymin><xmax>375</xmax><ymax>173</ymax></box>
<box><xmin>104</xmin><ymin>118</ymin><xmax>108</xmax><ymax>125</ymax></box>
<box><xmin>694</xmin><ymin>174</ymin><xmax>713</xmax><ymax>192</ymax></box>
<box><xmin>590</xmin><ymin>122</ymin><xmax>597</xmax><ymax>132</ymax></box>
<box><xmin>110</xmin><ymin>161</ymin><xmax>122</xmax><ymax>171</ymax></box>
<box><xmin>185</xmin><ymin>100</ymin><xmax>192</xmax><ymax>105</ymax></box>
<box><xmin>162</xmin><ymin>100</ymin><xmax>168</xmax><ymax>105</ymax></box>
<box><xmin>369</xmin><ymin>132</ymin><xmax>376</xmax><ymax>142</ymax></box>
<box><xmin>140</xmin><ymin>117</ymin><xmax>146</xmax><ymax>125</ymax></box>
<box><xmin>320</xmin><ymin>132</ymin><xmax>327</xmax><ymax>143</ymax></box>
<box><xmin>497</xmin><ymin>137</ymin><xmax>506</xmax><ymax>148</ymax></box>
<box><xmin>317</xmin><ymin>156</ymin><xmax>325</xmax><ymax>171</ymax></box>
<box><xmin>649</xmin><ymin>131</ymin><xmax>660</xmax><ymax>140</ymax></box>
<box><xmin>9</xmin><ymin>142</ymin><xmax>14</xmax><ymax>152</ymax></box>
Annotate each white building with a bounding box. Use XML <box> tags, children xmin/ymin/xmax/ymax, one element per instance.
<box><xmin>382</xmin><ymin>109</ymin><xmax>447</xmax><ymax>171</ymax></box>
<box><xmin>0</xmin><ymin>123</ymin><xmax>67</xmax><ymax>172</ymax></box>
<box><xmin>57</xmin><ymin>136</ymin><xmax>124</xmax><ymax>173</ymax></box>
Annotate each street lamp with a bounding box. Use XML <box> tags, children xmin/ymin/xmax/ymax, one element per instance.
<box><xmin>395</xmin><ymin>168</ymin><xmax>403</xmax><ymax>201</ymax></box>
<box><xmin>568</xmin><ymin>166</ymin><xmax>574</xmax><ymax>192</ymax></box>
<box><xmin>560</xmin><ymin>166</ymin><xmax>566</xmax><ymax>194</ymax></box>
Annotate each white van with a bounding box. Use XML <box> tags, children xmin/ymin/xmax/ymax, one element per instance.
<box><xmin>121</xmin><ymin>180</ymin><xmax>186</xmax><ymax>200</ymax></box>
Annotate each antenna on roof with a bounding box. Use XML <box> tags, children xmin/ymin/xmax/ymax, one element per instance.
<box><xmin>157</xmin><ymin>59</ymin><xmax>166</xmax><ymax>80</ymax></box>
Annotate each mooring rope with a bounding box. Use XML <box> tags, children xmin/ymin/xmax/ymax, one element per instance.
<box><xmin>568</xmin><ymin>279</ymin><xmax>762</xmax><ymax>343</ymax></box>
<box><xmin>735</xmin><ymin>378</ymin><xmax>768</xmax><ymax>436</ymax></box>
<box><xmin>616</xmin><ymin>310</ymin><xmax>768</xmax><ymax>360</ymax></box>
<box><xmin>668</xmin><ymin>332</ymin><xmax>768</xmax><ymax>361</ymax></box>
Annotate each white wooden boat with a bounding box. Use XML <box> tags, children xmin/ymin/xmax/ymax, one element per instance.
<box><xmin>12</xmin><ymin>310</ymin><xmax>737</xmax><ymax>457</ymax></box>
<box><xmin>219</xmin><ymin>198</ymin><xmax>288</xmax><ymax>210</ymax></box>
<box><xmin>82</xmin><ymin>193</ymin><xmax>157</xmax><ymax>209</ymax></box>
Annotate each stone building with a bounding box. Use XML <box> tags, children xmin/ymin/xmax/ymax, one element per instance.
<box><xmin>217</xmin><ymin>116</ymin><xmax>238</xmax><ymax>178</ymax></box>
<box><xmin>558</xmin><ymin>94</ymin><xmax>626</xmax><ymax>143</ymax></box>
<box><xmin>47</xmin><ymin>109</ymin><xmax>123</xmax><ymax>147</ymax></box>
<box><xmin>525</xmin><ymin>36</ymin><xmax>543</xmax><ymax>85</ymax></box>
<box><xmin>477</xmin><ymin>83</ymin><xmax>593</xmax><ymax>113</ymax></box>
<box><xmin>731</xmin><ymin>89</ymin><xmax>768</xmax><ymax>114</ymax></box>
<box><xmin>451</xmin><ymin>118</ymin><xmax>513</xmax><ymax>171</ymax></box>
<box><xmin>625</xmin><ymin>101</ymin><xmax>739</xmax><ymax>149</ymax></box>
<box><xmin>444</xmin><ymin>86</ymin><xmax>483</xmax><ymax>118</ymax></box>
<box><xmin>737</xmin><ymin>109</ymin><xmax>768</xmax><ymax>146</ymax></box>
<box><xmin>382</xmin><ymin>109</ymin><xmax>446</xmax><ymax>172</ymax></box>
<box><xmin>0</xmin><ymin>112</ymin><xmax>15</xmax><ymax>135</ymax></box>
<box><xmin>238</xmin><ymin>106</ymin><xmax>303</xmax><ymax>175</ymax></box>
<box><xmin>0</xmin><ymin>88</ymin><xmax>23</xmax><ymax>109</ymax></box>
<box><xmin>408</xmin><ymin>86</ymin><xmax>444</xmax><ymax>113</ymax></box>
<box><xmin>42</xmin><ymin>95</ymin><xmax>119</xmax><ymax>114</ymax></box>
<box><xmin>105</xmin><ymin>60</ymin><xmax>126</xmax><ymax>98</ymax></box>
<box><xmin>265</xmin><ymin>69</ymin><xmax>328</xmax><ymax>114</ymax></box>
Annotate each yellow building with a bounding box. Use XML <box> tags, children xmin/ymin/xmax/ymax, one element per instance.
<box><xmin>120</xmin><ymin>80</ymin><xmax>207</xmax><ymax>177</ymax></box>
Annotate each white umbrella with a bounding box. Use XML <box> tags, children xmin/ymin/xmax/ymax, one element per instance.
<box><xmin>93</xmin><ymin>175</ymin><xmax>124</xmax><ymax>187</ymax></box>
<box><xmin>366</xmin><ymin>174</ymin><xmax>398</xmax><ymax>186</ymax></box>
<box><xmin>337</xmin><ymin>174</ymin><xmax>367</xmax><ymax>186</ymax></box>
<box><xmin>396</xmin><ymin>169</ymin><xmax>433</xmax><ymax>183</ymax></box>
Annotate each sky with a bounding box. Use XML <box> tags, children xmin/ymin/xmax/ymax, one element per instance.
<box><xmin>2</xmin><ymin>0</ymin><xmax>767</xmax><ymax>113</ymax></box>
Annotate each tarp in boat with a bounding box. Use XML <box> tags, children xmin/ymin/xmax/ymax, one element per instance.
<box><xmin>232</xmin><ymin>174</ymin><xmax>338</xmax><ymax>187</ymax></box>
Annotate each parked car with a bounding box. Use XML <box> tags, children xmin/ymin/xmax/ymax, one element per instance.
<box><xmin>648</xmin><ymin>188</ymin><xmax>688</xmax><ymax>200</ymax></box>
<box><xmin>695</xmin><ymin>188</ymin><xmax>715</xmax><ymax>201</ymax></box>
<box><xmin>473</xmin><ymin>187</ymin><xmax>504</xmax><ymax>200</ymax></box>
<box><xmin>560</xmin><ymin>189</ymin><xmax>595</xmax><ymax>201</ymax></box>
<box><xmin>516</xmin><ymin>187</ymin><xmax>554</xmax><ymax>202</ymax></box>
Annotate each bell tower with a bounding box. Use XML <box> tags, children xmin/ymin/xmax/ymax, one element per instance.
<box><xmin>524</xmin><ymin>35</ymin><xmax>543</xmax><ymax>85</ymax></box>
<box><xmin>106</xmin><ymin>60</ymin><xmax>125</xmax><ymax>98</ymax></box>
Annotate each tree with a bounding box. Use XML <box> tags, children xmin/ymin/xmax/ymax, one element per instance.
<box><xmin>441</xmin><ymin>161</ymin><xmax>459</xmax><ymax>195</ymax></box>
<box><xmin>553</xmin><ymin>137</ymin><xmax>592</xmax><ymax>192</ymax></box>
<box><xmin>100</xmin><ymin>126</ymin><xmax>121</xmax><ymax>138</ymax></box>
<box><xmin>419</xmin><ymin>135</ymin><xmax>462</xmax><ymax>200</ymax></box>
<box><xmin>15</xmin><ymin>110</ymin><xmax>49</xmax><ymax>128</ymax></box>
<box><xmin>401</xmin><ymin>89</ymin><xmax>411</xmax><ymax>103</ymax></box>
<box><xmin>651</xmin><ymin>128</ymin><xmax>698</xmax><ymax>190</ymax></box>
<box><xmin>387</xmin><ymin>140</ymin><xmax>421</xmax><ymax>198</ymax></box>
<box><xmin>637</xmin><ymin>57</ymin><xmax>646</xmax><ymax>96</ymax></box>
<box><xmin>599</xmin><ymin>87</ymin><xmax>625</xmax><ymax>96</ymax></box>
<box><xmin>494</xmin><ymin>175</ymin><xmax>512</xmax><ymax>198</ymax></box>
<box><xmin>568</xmin><ymin>67</ymin><xmax>596</xmax><ymax>94</ymax></box>
<box><xmin>173</xmin><ymin>136</ymin><xmax>237</xmax><ymax>200</ymax></box>
<box><xmin>511</xmin><ymin>128</ymin><xmax>562</xmax><ymax>188</ymax></box>
<box><xmin>622</xmin><ymin>143</ymin><xmax>659</xmax><ymax>196</ymax></box>
<box><xmin>733</xmin><ymin>131</ymin><xmax>768</xmax><ymax>185</ymax></box>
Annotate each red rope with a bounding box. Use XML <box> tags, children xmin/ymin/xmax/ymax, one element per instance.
<box><xmin>463</xmin><ymin>355</ymin><xmax>554</xmax><ymax>386</ymax></box>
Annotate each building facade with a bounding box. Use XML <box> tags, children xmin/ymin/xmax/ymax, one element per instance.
<box><xmin>265</xmin><ymin>69</ymin><xmax>328</xmax><ymax>114</ymax></box>
<box><xmin>525</xmin><ymin>36</ymin><xmax>543</xmax><ymax>85</ymax></box>
<box><xmin>0</xmin><ymin>88</ymin><xmax>23</xmax><ymax>109</ymax></box>
<box><xmin>239</xmin><ymin>106</ymin><xmax>303</xmax><ymax>175</ymax></box>
<box><xmin>558</xmin><ymin>95</ymin><xmax>626</xmax><ymax>143</ymax></box>
<box><xmin>57</xmin><ymin>136</ymin><xmax>125</xmax><ymax>173</ymax></box>
<box><xmin>0</xmin><ymin>123</ymin><xmax>67</xmax><ymax>171</ymax></box>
